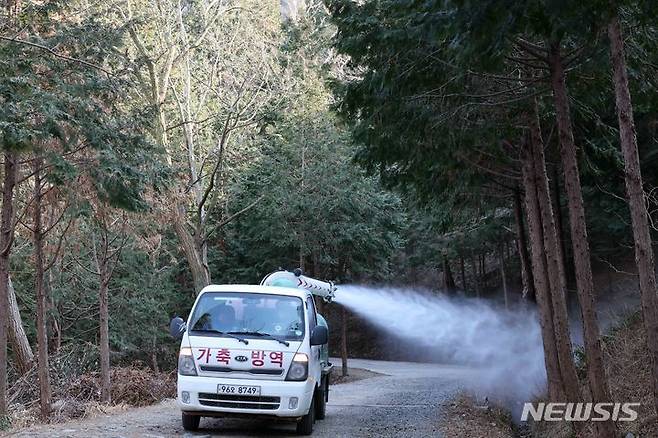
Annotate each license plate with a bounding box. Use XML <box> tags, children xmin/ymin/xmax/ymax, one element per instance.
<box><xmin>217</xmin><ymin>384</ymin><xmax>261</xmax><ymax>396</ymax></box>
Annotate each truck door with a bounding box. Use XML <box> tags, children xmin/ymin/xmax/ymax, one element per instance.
<box><xmin>306</xmin><ymin>295</ymin><xmax>321</xmax><ymax>385</ymax></box>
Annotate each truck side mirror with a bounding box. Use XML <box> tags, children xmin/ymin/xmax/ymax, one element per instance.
<box><xmin>310</xmin><ymin>325</ymin><xmax>328</xmax><ymax>346</ymax></box>
<box><xmin>169</xmin><ymin>317</ymin><xmax>186</xmax><ymax>340</ymax></box>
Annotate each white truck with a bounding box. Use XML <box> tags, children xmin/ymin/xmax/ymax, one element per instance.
<box><xmin>169</xmin><ymin>269</ymin><xmax>336</xmax><ymax>435</ymax></box>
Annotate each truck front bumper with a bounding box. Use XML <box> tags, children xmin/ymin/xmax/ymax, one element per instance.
<box><xmin>177</xmin><ymin>375</ymin><xmax>315</xmax><ymax>418</ymax></box>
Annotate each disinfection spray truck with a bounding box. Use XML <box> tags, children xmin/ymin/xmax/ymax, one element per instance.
<box><xmin>169</xmin><ymin>269</ymin><xmax>336</xmax><ymax>435</ymax></box>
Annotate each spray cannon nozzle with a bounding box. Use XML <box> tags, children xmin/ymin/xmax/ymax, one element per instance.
<box><xmin>323</xmin><ymin>282</ymin><xmax>337</xmax><ymax>303</ymax></box>
<box><xmin>261</xmin><ymin>270</ymin><xmax>337</xmax><ymax>302</ymax></box>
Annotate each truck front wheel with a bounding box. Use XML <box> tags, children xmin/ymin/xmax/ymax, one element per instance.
<box><xmin>296</xmin><ymin>396</ymin><xmax>315</xmax><ymax>435</ymax></box>
<box><xmin>182</xmin><ymin>412</ymin><xmax>200</xmax><ymax>431</ymax></box>
<box><xmin>315</xmin><ymin>380</ymin><xmax>327</xmax><ymax>420</ymax></box>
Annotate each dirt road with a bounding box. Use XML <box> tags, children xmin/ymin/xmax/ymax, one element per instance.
<box><xmin>9</xmin><ymin>359</ymin><xmax>477</xmax><ymax>438</ymax></box>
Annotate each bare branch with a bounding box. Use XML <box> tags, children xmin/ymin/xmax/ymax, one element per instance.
<box><xmin>206</xmin><ymin>195</ymin><xmax>265</xmax><ymax>239</ymax></box>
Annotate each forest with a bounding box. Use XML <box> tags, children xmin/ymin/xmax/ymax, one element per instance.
<box><xmin>1</xmin><ymin>0</ymin><xmax>658</xmax><ymax>437</ymax></box>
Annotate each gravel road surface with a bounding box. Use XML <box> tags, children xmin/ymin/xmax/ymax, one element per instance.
<box><xmin>8</xmin><ymin>359</ymin><xmax>477</xmax><ymax>438</ymax></box>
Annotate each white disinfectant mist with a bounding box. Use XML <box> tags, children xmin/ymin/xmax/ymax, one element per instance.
<box><xmin>334</xmin><ymin>285</ymin><xmax>547</xmax><ymax>403</ymax></box>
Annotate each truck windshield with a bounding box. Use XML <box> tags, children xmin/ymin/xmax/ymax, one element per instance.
<box><xmin>189</xmin><ymin>292</ymin><xmax>305</xmax><ymax>341</ymax></box>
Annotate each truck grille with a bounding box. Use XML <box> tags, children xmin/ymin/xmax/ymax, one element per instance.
<box><xmin>197</xmin><ymin>393</ymin><xmax>281</xmax><ymax>410</ymax></box>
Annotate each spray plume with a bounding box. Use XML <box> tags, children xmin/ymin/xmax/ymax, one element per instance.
<box><xmin>334</xmin><ymin>285</ymin><xmax>547</xmax><ymax>403</ymax></box>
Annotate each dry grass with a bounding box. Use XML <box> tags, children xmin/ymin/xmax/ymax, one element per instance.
<box><xmin>529</xmin><ymin>418</ymin><xmax>575</xmax><ymax>438</ymax></box>
<box><xmin>602</xmin><ymin>312</ymin><xmax>658</xmax><ymax>437</ymax></box>
<box><xmin>66</xmin><ymin>367</ymin><xmax>176</xmax><ymax>407</ymax></box>
<box><xmin>7</xmin><ymin>365</ymin><xmax>175</xmax><ymax>429</ymax></box>
<box><xmin>531</xmin><ymin>312</ymin><xmax>658</xmax><ymax>438</ymax></box>
<box><xmin>439</xmin><ymin>394</ymin><xmax>515</xmax><ymax>438</ymax></box>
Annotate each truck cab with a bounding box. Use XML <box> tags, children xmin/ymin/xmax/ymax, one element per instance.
<box><xmin>170</xmin><ymin>280</ymin><xmax>333</xmax><ymax>435</ymax></box>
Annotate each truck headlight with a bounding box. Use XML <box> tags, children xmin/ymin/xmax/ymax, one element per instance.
<box><xmin>178</xmin><ymin>347</ymin><xmax>197</xmax><ymax>376</ymax></box>
<box><xmin>285</xmin><ymin>353</ymin><xmax>308</xmax><ymax>381</ymax></box>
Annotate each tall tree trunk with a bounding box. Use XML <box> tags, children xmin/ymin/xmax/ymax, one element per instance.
<box><xmin>548</xmin><ymin>45</ymin><xmax>615</xmax><ymax>437</ymax></box>
<box><xmin>151</xmin><ymin>335</ymin><xmax>160</xmax><ymax>373</ymax></box>
<box><xmin>441</xmin><ymin>255</ymin><xmax>456</xmax><ymax>291</ymax></box>
<box><xmin>0</xmin><ymin>151</ymin><xmax>17</xmax><ymax>417</ymax></box>
<box><xmin>172</xmin><ymin>205</ymin><xmax>210</xmax><ymax>294</ymax></box>
<box><xmin>45</xmin><ymin>272</ymin><xmax>61</xmax><ymax>354</ymax></box>
<box><xmin>470</xmin><ymin>253</ymin><xmax>481</xmax><ymax>297</ymax></box>
<box><xmin>520</xmin><ymin>138</ymin><xmax>565</xmax><ymax>402</ymax></box>
<box><xmin>459</xmin><ymin>252</ymin><xmax>467</xmax><ymax>291</ymax></box>
<box><xmin>529</xmin><ymin>106</ymin><xmax>584</xmax><ymax>409</ymax></box>
<box><xmin>514</xmin><ymin>188</ymin><xmax>535</xmax><ymax>300</ymax></box>
<box><xmin>299</xmin><ymin>143</ymin><xmax>306</xmax><ymax>273</ymax></box>
<box><xmin>95</xmin><ymin>211</ymin><xmax>126</xmax><ymax>404</ymax></box>
<box><xmin>177</xmin><ymin>42</ymin><xmax>212</xmax><ymax>292</ymax></box>
<box><xmin>151</xmin><ymin>351</ymin><xmax>160</xmax><ymax>373</ymax></box>
<box><xmin>7</xmin><ymin>277</ymin><xmax>34</xmax><ymax>374</ymax></box>
<box><xmin>499</xmin><ymin>244</ymin><xmax>509</xmax><ymax>309</ymax></box>
<box><xmin>195</xmin><ymin>232</ymin><xmax>210</xmax><ymax>287</ymax></box>
<box><xmin>148</xmin><ymin>60</ymin><xmax>210</xmax><ymax>297</ymax></box>
<box><xmin>33</xmin><ymin>157</ymin><xmax>51</xmax><ymax>419</ymax></box>
<box><xmin>407</xmin><ymin>238</ymin><xmax>417</xmax><ymax>285</ymax></box>
<box><xmin>99</xmin><ymin>260</ymin><xmax>111</xmax><ymax>403</ymax></box>
<box><xmin>552</xmin><ymin>166</ymin><xmax>569</xmax><ymax>280</ymax></box>
<box><xmin>341</xmin><ymin>306</ymin><xmax>348</xmax><ymax>377</ymax></box>
<box><xmin>609</xmin><ymin>13</ymin><xmax>658</xmax><ymax>415</ymax></box>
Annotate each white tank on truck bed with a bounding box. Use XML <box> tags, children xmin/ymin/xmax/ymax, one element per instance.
<box><xmin>261</xmin><ymin>269</ymin><xmax>336</xmax><ymax>302</ymax></box>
